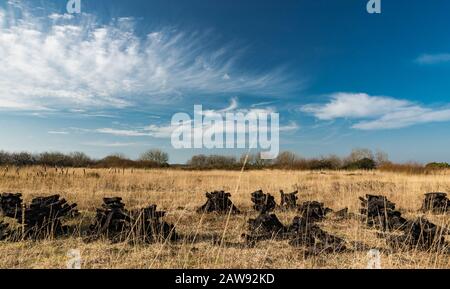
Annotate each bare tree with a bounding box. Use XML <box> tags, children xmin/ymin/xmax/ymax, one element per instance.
<box><xmin>70</xmin><ymin>152</ymin><xmax>92</xmax><ymax>167</ymax></box>
<box><xmin>347</xmin><ymin>148</ymin><xmax>374</xmax><ymax>163</ymax></box>
<box><xmin>140</xmin><ymin>149</ymin><xmax>169</xmax><ymax>165</ymax></box>
<box><xmin>239</xmin><ymin>153</ymin><xmax>271</xmax><ymax>168</ymax></box>
<box><xmin>275</xmin><ymin>151</ymin><xmax>299</xmax><ymax>167</ymax></box>
<box><xmin>0</xmin><ymin>151</ymin><xmax>12</xmax><ymax>165</ymax></box>
<box><xmin>188</xmin><ymin>154</ymin><xmax>237</xmax><ymax>169</ymax></box>
<box><xmin>375</xmin><ymin>149</ymin><xmax>389</xmax><ymax>165</ymax></box>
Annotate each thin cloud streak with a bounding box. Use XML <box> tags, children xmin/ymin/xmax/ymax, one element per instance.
<box><xmin>0</xmin><ymin>2</ymin><xmax>300</xmax><ymax>112</ymax></box>
<box><xmin>301</xmin><ymin>92</ymin><xmax>450</xmax><ymax>130</ymax></box>
<box><xmin>415</xmin><ymin>53</ymin><xmax>450</xmax><ymax>64</ymax></box>
<box><xmin>48</xmin><ymin>131</ymin><xmax>69</xmax><ymax>135</ymax></box>
<box><xmin>92</xmin><ymin>98</ymin><xmax>299</xmax><ymax>138</ymax></box>
<box><xmin>81</xmin><ymin>141</ymin><xmax>141</xmax><ymax>147</ymax></box>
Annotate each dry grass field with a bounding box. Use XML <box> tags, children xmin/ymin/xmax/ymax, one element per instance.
<box><xmin>0</xmin><ymin>166</ymin><xmax>449</xmax><ymax>269</ymax></box>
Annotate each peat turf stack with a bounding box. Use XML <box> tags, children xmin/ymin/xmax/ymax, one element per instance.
<box><xmin>246</xmin><ymin>192</ymin><xmax>346</xmax><ymax>253</ymax></box>
<box><xmin>387</xmin><ymin>217</ymin><xmax>449</xmax><ymax>251</ymax></box>
<box><xmin>298</xmin><ymin>201</ymin><xmax>332</xmax><ymax>222</ymax></box>
<box><xmin>279</xmin><ymin>190</ymin><xmax>298</xmax><ymax>210</ymax></box>
<box><xmin>0</xmin><ymin>221</ymin><xmax>10</xmax><ymax>240</ymax></box>
<box><xmin>23</xmin><ymin>195</ymin><xmax>78</xmax><ymax>238</ymax></box>
<box><xmin>359</xmin><ymin>195</ymin><xmax>407</xmax><ymax>231</ymax></box>
<box><xmin>197</xmin><ymin>191</ymin><xmax>240</xmax><ymax>214</ymax></box>
<box><xmin>251</xmin><ymin>190</ymin><xmax>276</xmax><ymax>213</ymax></box>
<box><xmin>130</xmin><ymin>204</ymin><xmax>177</xmax><ymax>243</ymax></box>
<box><xmin>0</xmin><ymin>193</ymin><xmax>22</xmax><ymax>218</ymax></box>
<box><xmin>86</xmin><ymin>197</ymin><xmax>130</xmax><ymax>242</ymax></box>
<box><xmin>246</xmin><ymin>190</ymin><xmax>285</xmax><ymax>241</ymax></box>
<box><xmin>288</xmin><ymin>216</ymin><xmax>347</xmax><ymax>254</ymax></box>
<box><xmin>86</xmin><ymin>197</ymin><xmax>177</xmax><ymax>243</ymax></box>
<box><xmin>0</xmin><ymin>193</ymin><xmax>78</xmax><ymax>239</ymax></box>
<box><xmin>289</xmin><ymin>201</ymin><xmax>346</xmax><ymax>254</ymax></box>
<box><xmin>421</xmin><ymin>193</ymin><xmax>449</xmax><ymax>214</ymax></box>
<box><xmin>246</xmin><ymin>213</ymin><xmax>287</xmax><ymax>241</ymax></box>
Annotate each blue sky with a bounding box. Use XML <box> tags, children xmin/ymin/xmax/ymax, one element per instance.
<box><xmin>1</xmin><ymin>0</ymin><xmax>450</xmax><ymax>163</ymax></box>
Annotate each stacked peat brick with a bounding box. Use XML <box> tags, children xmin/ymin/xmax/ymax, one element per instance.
<box><xmin>298</xmin><ymin>201</ymin><xmax>333</xmax><ymax>222</ymax></box>
<box><xmin>288</xmin><ymin>200</ymin><xmax>346</xmax><ymax>254</ymax></box>
<box><xmin>0</xmin><ymin>193</ymin><xmax>78</xmax><ymax>240</ymax></box>
<box><xmin>287</xmin><ymin>215</ymin><xmax>347</xmax><ymax>254</ymax></box>
<box><xmin>197</xmin><ymin>191</ymin><xmax>240</xmax><ymax>214</ymax></box>
<box><xmin>85</xmin><ymin>197</ymin><xmax>177</xmax><ymax>243</ymax></box>
<box><xmin>388</xmin><ymin>217</ymin><xmax>448</xmax><ymax>250</ymax></box>
<box><xmin>279</xmin><ymin>190</ymin><xmax>298</xmax><ymax>210</ymax></box>
<box><xmin>245</xmin><ymin>190</ymin><xmax>346</xmax><ymax>254</ymax></box>
<box><xmin>0</xmin><ymin>221</ymin><xmax>10</xmax><ymax>240</ymax></box>
<box><xmin>251</xmin><ymin>190</ymin><xmax>276</xmax><ymax>213</ymax></box>
<box><xmin>359</xmin><ymin>194</ymin><xmax>449</xmax><ymax>251</ymax></box>
<box><xmin>421</xmin><ymin>192</ymin><xmax>450</xmax><ymax>213</ymax></box>
<box><xmin>247</xmin><ymin>190</ymin><xmax>285</xmax><ymax>240</ymax></box>
<box><xmin>0</xmin><ymin>193</ymin><xmax>22</xmax><ymax>219</ymax></box>
<box><xmin>359</xmin><ymin>194</ymin><xmax>407</xmax><ymax>231</ymax></box>
<box><xmin>85</xmin><ymin>197</ymin><xmax>130</xmax><ymax>242</ymax></box>
<box><xmin>131</xmin><ymin>204</ymin><xmax>176</xmax><ymax>242</ymax></box>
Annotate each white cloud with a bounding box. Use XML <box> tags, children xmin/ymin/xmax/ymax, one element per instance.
<box><xmin>95</xmin><ymin>128</ymin><xmax>150</xmax><ymax>137</ymax></box>
<box><xmin>279</xmin><ymin>121</ymin><xmax>299</xmax><ymax>131</ymax></box>
<box><xmin>48</xmin><ymin>131</ymin><xmax>69</xmax><ymax>135</ymax></box>
<box><xmin>353</xmin><ymin>107</ymin><xmax>450</xmax><ymax>130</ymax></box>
<box><xmin>143</xmin><ymin>124</ymin><xmax>179</xmax><ymax>138</ymax></box>
<box><xmin>0</xmin><ymin>3</ymin><xmax>297</xmax><ymax>111</ymax></box>
<box><xmin>48</xmin><ymin>13</ymin><xmax>74</xmax><ymax>21</ymax></box>
<box><xmin>300</xmin><ymin>93</ymin><xmax>410</xmax><ymax>120</ymax></box>
<box><xmin>94</xmin><ymin>98</ymin><xmax>298</xmax><ymax>138</ymax></box>
<box><xmin>81</xmin><ymin>141</ymin><xmax>140</xmax><ymax>147</ymax></box>
<box><xmin>415</xmin><ymin>53</ymin><xmax>450</xmax><ymax>64</ymax></box>
<box><xmin>219</xmin><ymin>97</ymin><xmax>238</xmax><ymax>112</ymax></box>
<box><xmin>301</xmin><ymin>92</ymin><xmax>450</xmax><ymax>130</ymax></box>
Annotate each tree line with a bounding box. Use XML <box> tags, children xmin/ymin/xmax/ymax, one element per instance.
<box><xmin>0</xmin><ymin>148</ymin><xmax>448</xmax><ymax>172</ymax></box>
<box><xmin>186</xmin><ymin>150</ymin><xmax>449</xmax><ymax>173</ymax></box>
<box><xmin>187</xmin><ymin>148</ymin><xmax>387</xmax><ymax>170</ymax></box>
<box><xmin>0</xmin><ymin>150</ymin><xmax>169</xmax><ymax>168</ymax></box>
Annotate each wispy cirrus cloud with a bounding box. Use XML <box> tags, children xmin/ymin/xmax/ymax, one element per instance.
<box><xmin>415</xmin><ymin>53</ymin><xmax>450</xmax><ymax>65</ymax></box>
<box><xmin>0</xmin><ymin>2</ymin><xmax>299</xmax><ymax>111</ymax></box>
<box><xmin>81</xmin><ymin>141</ymin><xmax>140</xmax><ymax>147</ymax></box>
<box><xmin>301</xmin><ymin>93</ymin><xmax>410</xmax><ymax>120</ymax></box>
<box><xmin>95</xmin><ymin>128</ymin><xmax>150</xmax><ymax>137</ymax></box>
<box><xmin>94</xmin><ymin>98</ymin><xmax>299</xmax><ymax>139</ymax></box>
<box><xmin>48</xmin><ymin>130</ymin><xmax>69</xmax><ymax>135</ymax></box>
<box><xmin>301</xmin><ymin>92</ymin><xmax>450</xmax><ymax>130</ymax></box>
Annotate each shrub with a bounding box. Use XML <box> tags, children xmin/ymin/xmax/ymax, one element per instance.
<box><xmin>188</xmin><ymin>154</ymin><xmax>238</xmax><ymax>169</ymax></box>
<box><xmin>96</xmin><ymin>155</ymin><xmax>135</xmax><ymax>168</ymax></box>
<box><xmin>38</xmin><ymin>152</ymin><xmax>73</xmax><ymax>167</ymax></box>
<box><xmin>139</xmin><ymin>149</ymin><xmax>169</xmax><ymax>165</ymax></box>
<box><xmin>239</xmin><ymin>153</ymin><xmax>272</xmax><ymax>169</ymax></box>
<box><xmin>69</xmin><ymin>152</ymin><xmax>93</xmax><ymax>167</ymax></box>
<box><xmin>344</xmin><ymin>158</ymin><xmax>377</xmax><ymax>170</ymax></box>
<box><xmin>11</xmin><ymin>152</ymin><xmax>36</xmax><ymax>166</ymax></box>
<box><xmin>274</xmin><ymin>151</ymin><xmax>299</xmax><ymax>168</ymax></box>
<box><xmin>425</xmin><ymin>162</ymin><xmax>450</xmax><ymax>169</ymax></box>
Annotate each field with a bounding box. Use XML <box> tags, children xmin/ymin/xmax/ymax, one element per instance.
<box><xmin>0</xmin><ymin>167</ymin><xmax>449</xmax><ymax>269</ymax></box>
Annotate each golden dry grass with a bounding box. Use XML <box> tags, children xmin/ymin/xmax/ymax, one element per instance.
<box><xmin>0</xmin><ymin>166</ymin><xmax>449</xmax><ymax>269</ymax></box>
